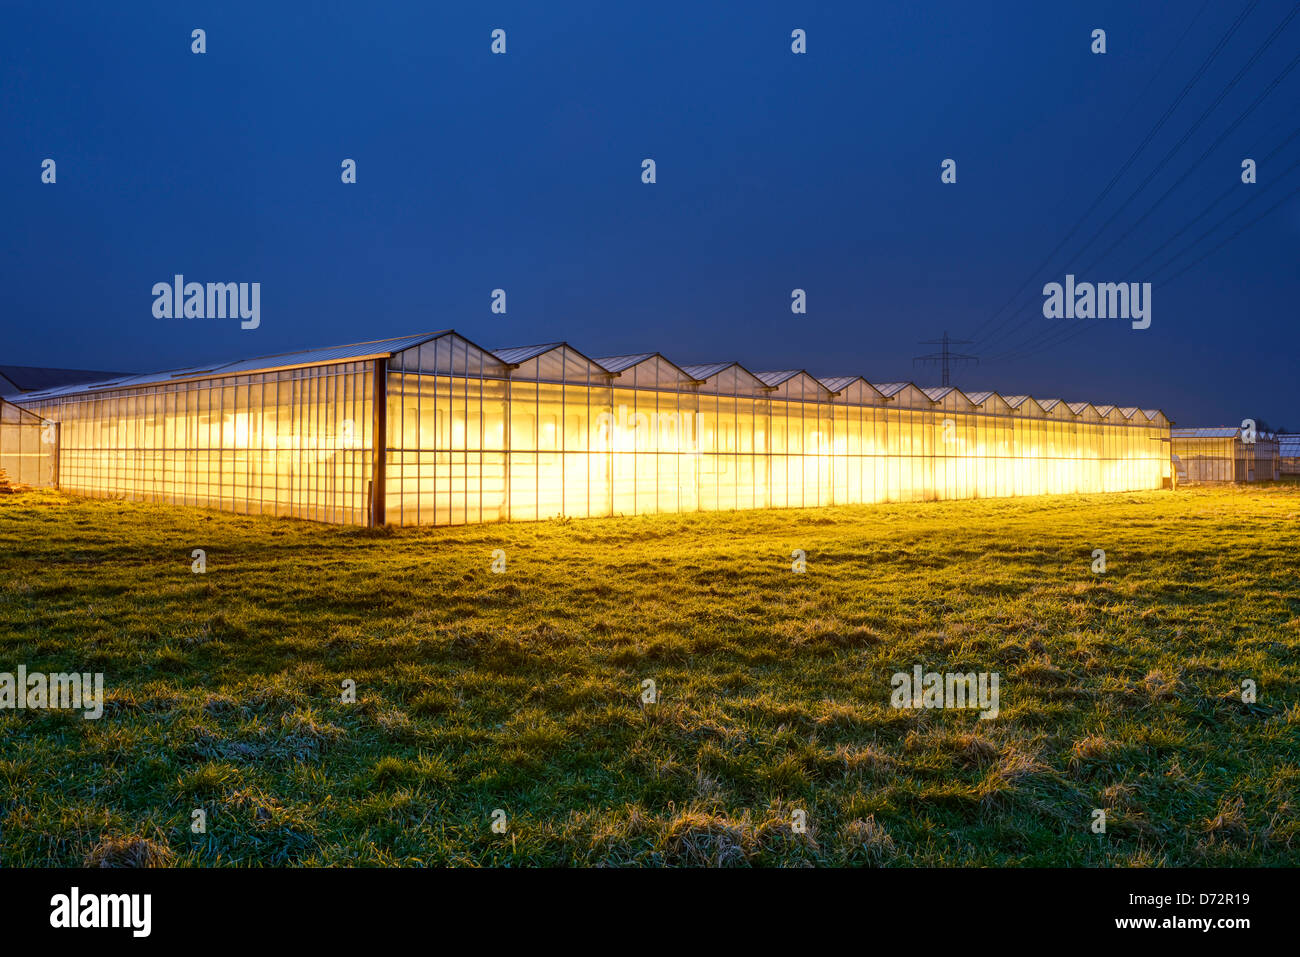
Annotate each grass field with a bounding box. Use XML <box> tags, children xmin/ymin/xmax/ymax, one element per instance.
<box><xmin>0</xmin><ymin>485</ymin><xmax>1297</xmax><ymax>867</ymax></box>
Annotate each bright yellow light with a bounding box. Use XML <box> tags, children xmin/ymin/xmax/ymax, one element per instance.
<box><xmin>20</xmin><ymin>370</ymin><xmax>1170</xmax><ymax>527</ymax></box>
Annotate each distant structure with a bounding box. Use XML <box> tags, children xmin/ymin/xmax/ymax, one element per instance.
<box><xmin>1171</xmin><ymin>427</ymin><xmax>1281</xmax><ymax>483</ymax></box>
<box><xmin>0</xmin><ymin>365</ymin><xmax>131</xmax><ymax>397</ymax></box>
<box><xmin>913</xmin><ymin>332</ymin><xmax>978</xmax><ymax>387</ymax></box>
<box><xmin>1279</xmin><ymin>435</ymin><xmax>1300</xmax><ymax>478</ymax></box>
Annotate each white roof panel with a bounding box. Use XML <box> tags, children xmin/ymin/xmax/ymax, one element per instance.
<box><xmin>17</xmin><ymin>332</ymin><xmax>450</xmax><ymax>401</ymax></box>
<box><xmin>1172</xmin><ymin>427</ymin><xmax>1242</xmax><ymax>438</ymax></box>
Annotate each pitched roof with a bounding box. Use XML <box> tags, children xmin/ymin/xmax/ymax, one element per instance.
<box><xmin>0</xmin><ymin>365</ymin><xmax>133</xmax><ymax>394</ymax></box>
<box><xmin>753</xmin><ymin>370</ymin><xmax>802</xmax><ymax>387</ymax></box>
<box><xmin>818</xmin><ymin>375</ymin><xmax>861</xmax><ymax>393</ymax></box>
<box><xmin>492</xmin><ymin>343</ymin><xmax>570</xmax><ymax>365</ymax></box>
<box><xmin>14</xmin><ymin>332</ymin><xmax>455</xmax><ymax>401</ymax></box>
<box><xmin>595</xmin><ymin>353</ymin><xmax>657</xmax><ymax>374</ymax></box>
<box><xmin>679</xmin><ymin>362</ymin><xmax>736</xmax><ymax>380</ymax></box>
<box><xmin>921</xmin><ymin>386</ymin><xmax>956</xmax><ymax>401</ymax></box>
<box><xmin>1171</xmin><ymin>427</ymin><xmax>1244</xmax><ymax>439</ymax></box>
<box><xmin>7</xmin><ymin>330</ymin><xmax>1172</xmax><ymax>424</ymax></box>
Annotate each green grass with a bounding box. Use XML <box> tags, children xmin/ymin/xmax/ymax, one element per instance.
<box><xmin>0</xmin><ymin>485</ymin><xmax>1297</xmax><ymax>866</ymax></box>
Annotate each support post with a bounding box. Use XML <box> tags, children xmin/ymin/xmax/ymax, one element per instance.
<box><xmin>371</xmin><ymin>358</ymin><xmax>387</xmax><ymax>527</ymax></box>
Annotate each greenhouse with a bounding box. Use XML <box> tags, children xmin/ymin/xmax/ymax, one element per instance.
<box><xmin>7</xmin><ymin>330</ymin><xmax>1173</xmax><ymax>526</ymax></box>
<box><xmin>1281</xmin><ymin>435</ymin><xmax>1300</xmax><ymax>477</ymax></box>
<box><xmin>1171</xmin><ymin>427</ymin><xmax>1280</xmax><ymax>483</ymax></box>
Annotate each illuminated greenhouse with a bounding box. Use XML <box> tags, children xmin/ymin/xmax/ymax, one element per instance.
<box><xmin>6</xmin><ymin>330</ymin><xmax>1173</xmax><ymax>526</ymax></box>
<box><xmin>1170</xmin><ymin>427</ymin><xmax>1281</xmax><ymax>483</ymax></box>
<box><xmin>1282</xmin><ymin>435</ymin><xmax>1300</xmax><ymax>477</ymax></box>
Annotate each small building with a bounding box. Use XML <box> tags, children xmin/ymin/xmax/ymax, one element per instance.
<box><xmin>1171</xmin><ymin>427</ymin><xmax>1280</xmax><ymax>483</ymax></box>
<box><xmin>1279</xmin><ymin>434</ymin><xmax>1300</xmax><ymax>477</ymax></box>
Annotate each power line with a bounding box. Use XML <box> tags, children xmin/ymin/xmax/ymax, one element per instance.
<box><xmin>964</xmin><ymin>0</ymin><xmax>1260</xmax><ymax>346</ymax></box>
<box><xmin>995</xmin><ymin>182</ymin><xmax>1299</xmax><ymax>363</ymax></box>
<box><xmin>1064</xmin><ymin>7</ymin><xmax>1299</xmax><ymax>273</ymax></box>
<box><xmin>979</xmin><ymin>4</ymin><xmax>1297</xmax><ymax>356</ymax></box>
<box><xmin>990</xmin><ymin>128</ymin><xmax>1300</xmax><ymax>363</ymax></box>
<box><xmin>1115</xmin><ymin>0</ymin><xmax>1215</xmax><ymax>127</ymax></box>
<box><xmin>1076</xmin><ymin>42</ymin><xmax>1300</xmax><ymax>278</ymax></box>
<box><xmin>1122</xmin><ymin>123</ymin><xmax>1300</xmax><ymax>275</ymax></box>
<box><xmin>1158</xmin><ymin>180</ymin><xmax>1300</xmax><ymax>284</ymax></box>
<box><xmin>1154</xmin><ymin>176</ymin><xmax>1300</xmax><ymax>283</ymax></box>
<box><xmin>1146</xmin><ymin>153</ymin><xmax>1300</xmax><ymax>275</ymax></box>
<box><xmin>994</xmin><ymin>181</ymin><xmax>1300</xmax><ymax>364</ymax></box>
<box><xmin>989</xmin><ymin>97</ymin><xmax>1300</xmax><ymax>361</ymax></box>
<box><xmin>978</xmin><ymin>6</ymin><xmax>1299</xmax><ymax>358</ymax></box>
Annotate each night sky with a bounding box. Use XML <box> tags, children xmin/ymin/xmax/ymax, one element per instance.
<box><xmin>4</xmin><ymin>1</ymin><xmax>1298</xmax><ymax>426</ymax></box>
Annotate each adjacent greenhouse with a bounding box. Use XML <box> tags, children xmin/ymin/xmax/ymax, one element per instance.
<box><xmin>8</xmin><ymin>330</ymin><xmax>1174</xmax><ymax>526</ymax></box>
<box><xmin>0</xmin><ymin>398</ymin><xmax>57</xmax><ymax>487</ymax></box>
<box><xmin>1280</xmin><ymin>435</ymin><xmax>1300</xmax><ymax>477</ymax></box>
<box><xmin>1171</xmin><ymin>428</ymin><xmax>1281</xmax><ymax>483</ymax></box>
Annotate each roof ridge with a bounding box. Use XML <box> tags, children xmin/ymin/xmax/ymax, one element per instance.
<box><xmin>9</xmin><ymin>331</ymin><xmax>1171</xmax><ymax>420</ymax></box>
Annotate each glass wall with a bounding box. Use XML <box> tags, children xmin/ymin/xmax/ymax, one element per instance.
<box><xmin>0</xmin><ymin>399</ymin><xmax>56</xmax><ymax>487</ymax></box>
<box><xmin>20</xmin><ymin>361</ymin><xmax>374</xmax><ymax>524</ymax></box>
<box><xmin>384</xmin><ymin>335</ymin><xmax>510</xmax><ymax>526</ymax></box>
<box><xmin>1171</xmin><ymin>433</ymin><xmax>1279</xmax><ymax>483</ymax></box>
<box><xmin>384</xmin><ymin>348</ymin><xmax>1170</xmax><ymax>526</ymax></box>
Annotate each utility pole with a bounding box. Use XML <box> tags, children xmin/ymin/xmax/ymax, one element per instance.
<box><xmin>913</xmin><ymin>331</ymin><xmax>978</xmax><ymax>387</ymax></box>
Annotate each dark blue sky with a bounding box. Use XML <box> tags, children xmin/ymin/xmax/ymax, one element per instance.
<box><xmin>4</xmin><ymin>1</ymin><xmax>1298</xmax><ymax>425</ymax></box>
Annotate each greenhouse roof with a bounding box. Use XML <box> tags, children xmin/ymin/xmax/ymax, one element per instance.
<box><xmin>678</xmin><ymin>362</ymin><xmax>736</xmax><ymax>380</ymax></box>
<box><xmin>11</xmin><ymin>329</ymin><xmax>1170</xmax><ymax>422</ymax></box>
<box><xmin>492</xmin><ymin>343</ymin><xmax>568</xmax><ymax>365</ymax></box>
<box><xmin>818</xmin><ymin>376</ymin><xmax>861</xmax><ymax>393</ymax></box>
<box><xmin>0</xmin><ymin>396</ymin><xmax>49</xmax><ymax>424</ymax></box>
<box><xmin>1171</xmin><ymin>427</ymin><xmax>1248</xmax><ymax>439</ymax></box>
<box><xmin>753</xmin><ymin>370</ymin><xmax>803</xmax><ymax>387</ymax></box>
<box><xmin>14</xmin><ymin>332</ymin><xmax>458</xmax><ymax>401</ymax></box>
<box><xmin>921</xmin><ymin>386</ymin><xmax>958</xmax><ymax>401</ymax></box>
<box><xmin>0</xmin><ymin>365</ymin><xmax>133</xmax><ymax>396</ymax></box>
<box><xmin>595</xmin><ymin>353</ymin><xmax>660</xmax><ymax>374</ymax></box>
